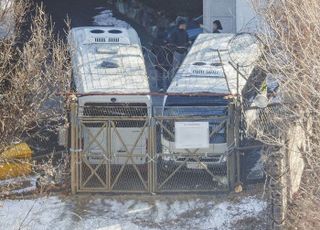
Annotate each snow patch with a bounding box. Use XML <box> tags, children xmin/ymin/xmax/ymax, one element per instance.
<box><xmin>202</xmin><ymin>197</ymin><xmax>266</xmax><ymax>229</ymax></box>
<box><xmin>0</xmin><ymin>196</ymin><xmax>266</xmax><ymax>230</ymax></box>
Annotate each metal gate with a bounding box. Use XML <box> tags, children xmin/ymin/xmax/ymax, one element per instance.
<box><xmin>70</xmin><ymin>102</ymin><xmax>239</xmax><ymax>194</ymax></box>
<box><xmin>153</xmin><ymin>106</ymin><xmax>230</xmax><ymax>193</ymax></box>
<box><xmin>71</xmin><ymin>103</ymin><xmax>152</xmax><ymax>193</ymax></box>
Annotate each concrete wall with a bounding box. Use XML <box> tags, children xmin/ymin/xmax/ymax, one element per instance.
<box><xmin>203</xmin><ymin>0</ymin><xmax>236</xmax><ymax>33</ymax></box>
<box><xmin>286</xmin><ymin>123</ymin><xmax>306</xmax><ymax>200</ymax></box>
<box><xmin>203</xmin><ymin>0</ymin><xmax>258</xmax><ymax>33</ymax></box>
<box><xmin>236</xmin><ymin>0</ymin><xmax>259</xmax><ymax>32</ymax></box>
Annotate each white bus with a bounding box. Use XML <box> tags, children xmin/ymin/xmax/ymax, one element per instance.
<box><xmin>161</xmin><ymin>33</ymin><xmax>261</xmax><ymax>171</ymax></box>
<box><xmin>68</xmin><ymin>26</ymin><xmax>151</xmax><ymax>165</ymax></box>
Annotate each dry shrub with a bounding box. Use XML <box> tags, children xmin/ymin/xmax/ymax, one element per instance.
<box><xmin>0</xmin><ymin>1</ymin><xmax>71</xmax><ymax>151</ymax></box>
<box><xmin>0</xmin><ymin>1</ymin><xmax>71</xmax><ymax>194</ymax></box>
<box><xmin>253</xmin><ymin>0</ymin><xmax>320</xmax><ymax>228</ymax></box>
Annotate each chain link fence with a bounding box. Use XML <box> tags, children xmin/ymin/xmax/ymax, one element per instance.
<box><xmin>153</xmin><ymin>106</ymin><xmax>230</xmax><ymax>193</ymax></box>
<box><xmin>242</xmin><ymin>102</ymin><xmax>304</xmax><ymax>229</ymax></box>
<box><xmin>72</xmin><ymin>104</ymin><xmax>151</xmax><ymax>193</ymax></box>
<box><xmin>70</xmin><ymin>102</ymin><xmax>240</xmax><ymax>194</ymax></box>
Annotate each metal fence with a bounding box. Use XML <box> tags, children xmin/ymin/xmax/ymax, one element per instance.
<box><xmin>153</xmin><ymin>106</ymin><xmax>230</xmax><ymax>193</ymax></box>
<box><xmin>242</xmin><ymin>103</ymin><xmax>298</xmax><ymax>229</ymax></box>
<box><xmin>70</xmin><ymin>101</ymin><xmax>240</xmax><ymax>194</ymax></box>
<box><xmin>243</xmin><ymin>103</ymin><xmax>288</xmax><ymax>142</ymax></box>
<box><xmin>71</xmin><ymin>104</ymin><xmax>152</xmax><ymax>193</ymax></box>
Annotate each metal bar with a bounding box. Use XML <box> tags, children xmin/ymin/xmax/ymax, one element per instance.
<box><xmin>147</xmin><ymin>123</ymin><xmax>152</xmax><ymax>193</ymax></box>
<box><xmin>77</xmin><ymin>189</ymin><xmax>150</xmax><ymax>194</ymax></box>
<box><xmin>77</xmin><ymin>117</ymin><xmax>83</xmax><ymax>192</ymax></box>
<box><xmin>217</xmin><ymin>49</ymin><xmax>232</xmax><ymax>94</ymax></box>
<box><xmin>85</xmin><ymin>127</ymin><xmax>110</xmax><ymax>162</ymax></box>
<box><xmin>61</xmin><ymin>92</ymin><xmax>236</xmax><ymax>97</ymax></box>
<box><xmin>107</xmin><ymin>121</ymin><xmax>112</xmax><ymax>191</ymax></box>
<box><xmin>131</xmin><ymin>162</ymin><xmax>148</xmax><ymax>190</ymax></box>
<box><xmin>110</xmin><ymin>122</ymin><xmax>134</xmax><ymax>190</ymax></box>
<box><xmin>227</xmin><ymin>103</ymin><xmax>236</xmax><ymax>190</ymax></box>
<box><xmin>79</xmin><ymin>117</ymin><xmax>148</xmax><ymax>121</ymax></box>
<box><xmin>153</xmin><ymin>116</ymin><xmax>227</xmax><ymax>121</ymax></box>
<box><xmin>75</xmin><ymin>113</ymin><xmax>81</xmax><ymax>190</ymax></box>
<box><xmin>158</xmin><ymin>157</ymin><xmax>191</xmax><ymax>190</ymax></box>
<box><xmin>244</xmin><ymin>103</ymin><xmax>282</xmax><ymax>111</ymax></box>
<box><xmin>158</xmin><ymin>189</ymin><xmax>229</xmax><ymax>193</ymax></box>
<box><xmin>236</xmin><ymin>145</ymin><xmax>266</xmax><ymax>151</ymax></box>
<box><xmin>82</xmin><ymin>158</ymin><xmax>108</xmax><ymax>187</ymax></box>
<box><xmin>83</xmin><ymin>123</ymin><xmax>107</xmax><ymax>152</ymax></box>
<box><xmin>236</xmin><ymin>64</ymin><xmax>239</xmax><ymax>100</ymax></box>
<box><xmin>186</xmin><ymin>154</ymin><xmax>218</xmax><ymax>179</ymax></box>
<box><xmin>158</xmin><ymin>121</ymin><xmax>174</xmax><ymax>139</ymax></box>
<box><xmin>70</xmin><ymin>99</ymin><xmax>77</xmax><ymax>194</ymax></box>
<box><xmin>150</xmin><ymin>119</ymin><xmax>156</xmax><ymax>193</ymax></box>
<box><xmin>234</xmin><ymin>102</ymin><xmax>241</xmax><ymax>186</ymax></box>
<box><xmin>79</xmin><ymin>116</ymin><xmax>227</xmax><ymax>121</ymax></box>
<box><xmin>209</xmin><ymin>120</ymin><xmax>227</xmax><ymax>138</ymax></box>
<box><xmin>79</xmin><ymin>121</ymin><xmax>110</xmax><ymax>189</ymax></box>
<box><xmin>228</xmin><ymin>60</ymin><xmax>262</xmax><ymax>95</ymax></box>
<box><xmin>110</xmin><ymin>120</ymin><xmax>149</xmax><ymax>190</ymax></box>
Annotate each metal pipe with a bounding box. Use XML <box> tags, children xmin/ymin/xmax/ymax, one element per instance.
<box><xmin>58</xmin><ymin>92</ymin><xmax>237</xmax><ymax>97</ymax></box>
<box><xmin>70</xmin><ymin>97</ymin><xmax>78</xmax><ymax>194</ymax></box>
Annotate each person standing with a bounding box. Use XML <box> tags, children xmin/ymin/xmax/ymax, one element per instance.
<box><xmin>212</xmin><ymin>20</ymin><xmax>223</xmax><ymax>33</ymax></box>
<box><xmin>169</xmin><ymin>19</ymin><xmax>189</xmax><ymax>75</ymax></box>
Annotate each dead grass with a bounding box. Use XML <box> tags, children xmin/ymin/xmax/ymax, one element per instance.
<box><xmin>253</xmin><ymin>0</ymin><xmax>320</xmax><ymax>228</ymax></box>
<box><xmin>0</xmin><ymin>1</ymin><xmax>71</xmax><ymax>195</ymax></box>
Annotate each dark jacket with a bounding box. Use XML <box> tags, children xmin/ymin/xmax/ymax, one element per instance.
<box><xmin>152</xmin><ymin>30</ymin><xmax>173</xmax><ymax>72</ymax></box>
<box><xmin>169</xmin><ymin>28</ymin><xmax>189</xmax><ymax>54</ymax></box>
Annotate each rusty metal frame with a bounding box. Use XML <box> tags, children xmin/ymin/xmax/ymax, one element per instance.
<box><xmin>109</xmin><ymin>120</ymin><xmax>150</xmax><ymax>191</ymax></box>
<box><xmin>76</xmin><ymin>114</ymin><xmax>152</xmax><ymax>193</ymax></box>
<box><xmin>79</xmin><ymin>122</ymin><xmax>110</xmax><ymax>190</ymax></box>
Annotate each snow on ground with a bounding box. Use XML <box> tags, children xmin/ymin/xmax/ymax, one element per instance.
<box><xmin>0</xmin><ymin>195</ymin><xmax>266</xmax><ymax>230</ymax></box>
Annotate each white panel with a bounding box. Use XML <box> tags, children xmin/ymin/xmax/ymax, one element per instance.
<box><xmin>203</xmin><ymin>0</ymin><xmax>236</xmax><ymax>33</ymax></box>
<box><xmin>203</xmin><ymin>0</ymin><xmax>212</xmax><ymax>32</ymax></box>
<box><xmin>175</xmin><ymin>122</ymin><xmax>210</xmax><ymax>149</ymax></box>
<box><xmin>236</xmin><ymin>0</ymin><xmax>258</xmax><ymax>32</ymax></box>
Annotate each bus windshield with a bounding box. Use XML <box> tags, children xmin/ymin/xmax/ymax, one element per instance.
<box><xmin>163</xmin><ymin>96</ymin><xmax>228</xmax><ymax>143</ymax></box>
<box><xmin>165</xmin><ymin>96</ymin><xmax>228</xmax><ymax>107</ymax></box>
